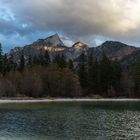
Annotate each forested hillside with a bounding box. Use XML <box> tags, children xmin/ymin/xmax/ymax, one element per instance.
<box><xmin>0</xmin><ymin>43</ymin><xmax>140</xmax><ymax>98</ymax></box>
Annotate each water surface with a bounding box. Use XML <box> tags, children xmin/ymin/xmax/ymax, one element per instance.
<box><xmin>0</xmin><ymin>101</ymin><xmax>140</xmax><ymax>140</ymax></box>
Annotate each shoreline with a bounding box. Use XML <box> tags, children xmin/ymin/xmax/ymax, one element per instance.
<box><xmin>0</xmin><ymin>98</ymin><xmax>140</xmax><ymax>103</ymax></box>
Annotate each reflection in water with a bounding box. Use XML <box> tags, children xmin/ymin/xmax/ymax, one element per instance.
<box><xmin>0</xmin><ymin>102</ymin><xmax>139</xmax><ymax>139</ymax></box>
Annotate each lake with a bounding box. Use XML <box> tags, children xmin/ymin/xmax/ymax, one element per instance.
<box><xmin>0</xmin><ymin>101</ymin><xmax>140</xmax><ymax>140</ymax></box>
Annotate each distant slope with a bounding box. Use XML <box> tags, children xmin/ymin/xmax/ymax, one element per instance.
<box><xmin>91</xmin><ymin>41</ymin><xmax>139</xmax><ymax>60</ymax></box>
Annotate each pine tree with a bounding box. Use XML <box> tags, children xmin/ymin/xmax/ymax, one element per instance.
<box><xmin>99</xmin><ymin>54</ymin><xmax>112</xmax><ymax>96</ymax></box>
<box><xmin>60</xmin><ymin>55</ymin><xmax>66</xmax><ymax>68</ymax></box>
<box><xmin>38</xmin><ymin>53</ymin><xmax>44</xmax><ymax>65</ymax></box>
<box><xmin>19</xmin><ymin>50</ymin><xmax>25</xmax><ymax>72</ymax></box>
<box><xmin>78</xmin><ymin>53</ymin><xmax>88</xmax><ymax>92</ymax></box>
<box><xmin>133</xmin><ymin>60</ymin><xmax>140</xmax><ymax>97</ymax></box>
<box><xmin>53</xmin><ymin>54</ymin><xmax>66</xmax><ymax>68</ymax></box>
<box><xmin>68</xmin><ymin>59</ymin><xmax>74</xmax><ymax>71</ymax></box>
<box><xmin>44</xmin><ymin>50</ymin><xmax>50</xmax><ymax>66</ymax></box>
<box><xmin>2</xmin><ymin>54</ymin><xmax>8</xmax><ymax>76</ymax></box>
<box><xmin>110</xmin><ymin>59</ymin><xmax>122</xmax><ymax>92</ymax></box>
<box><xmin>87</xmin><ymin>54</ymin><xmax>99</xmax><ymax>94</ymax></box>
<box><xmin>87</xmin><ymin>54</ymin><xmax>94</xmax><ymax>92</ymax></box>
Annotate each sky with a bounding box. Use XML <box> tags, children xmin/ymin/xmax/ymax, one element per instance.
<box><xmin>1</xmin><ymin>0</ymin><xmax>140</xmax><ymax>52</ymax></box>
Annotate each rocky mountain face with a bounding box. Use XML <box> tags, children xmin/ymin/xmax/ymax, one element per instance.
<box><xmin>8</xmin><ymin>34</ymin><xmax>140</xmax><ymax>66</ymax></box>
<box><xmin>32</xmin><ymin>33</ymin><xmax>64</xmax><ymax>47</ymax></box>
<box><xmin>64</xmin><ymin>42</ymin><xmax>88</xmax><ymax>61</ymax></box>
<box><xmin>9</xmin><ymin>34</ymin><xmax>65</xmax><ymax>64</ymax></box>
<box><xmin>94</xmin><ymin>41</ymin><xmax>140</xmax><ymax>68</ymax></box>
<box><xmin>93</xmin><ymin>41</ymin><xmax>139</xmax><ymax>60</ymax></box>
<box><xmin>8</xmin><ymin>34</ymin><xmax>89</xmax><ymax>63</ymax></box>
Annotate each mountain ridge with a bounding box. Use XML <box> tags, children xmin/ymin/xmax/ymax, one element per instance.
<box><xmin>7</xmin><ymin>34</ymin><xmax>140</xmax><ymax>66</ymax></box>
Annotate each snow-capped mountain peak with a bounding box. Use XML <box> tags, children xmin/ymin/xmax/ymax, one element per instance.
<box><xmin>72</xmin><ymin>41</ymin><xmax>88</xmax><ymax>49</ymax></box>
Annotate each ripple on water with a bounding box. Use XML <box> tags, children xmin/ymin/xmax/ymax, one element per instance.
<box><xmin>0</xmin><ymin>102</ymin><xmax>139</xmax><ymax>139</ymax></box>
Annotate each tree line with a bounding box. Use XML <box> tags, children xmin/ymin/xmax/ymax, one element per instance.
<box><xmin>0</xmin><ymin>44</ymin><xmax>140</xmax><ymax>98</ymax></box>
<box><xmin>77</xmin><ymin>53</ymin><xmax>122</xmax><ymax>97</ymax></box>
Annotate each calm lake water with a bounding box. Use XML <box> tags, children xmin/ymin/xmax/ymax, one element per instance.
<box><xmin>0</xmin><ymin>101</ymin><xmax>140</xmax><ymax>140</ymax></box>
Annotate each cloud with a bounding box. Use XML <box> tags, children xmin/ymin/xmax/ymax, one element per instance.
<box><xmin>1</xmin><ymin>0</ymin><xmax>140</xmax><ymax>50</ymax></box>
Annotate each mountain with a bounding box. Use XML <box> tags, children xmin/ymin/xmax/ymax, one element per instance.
<box><xmin>91</xmin><ymin>41</ymin><xmax>139</xmax><ymax>60</ymax></box>
<box><xmin>72</xmin><ymin>42</ymin><xmax>87</xmax><ymax>49</ymax></box>
<box><xmin>32</xmin><ymin>33</ymin><xmax>65</xmax><ymax>47</ymax></box>
<box><xmin>94</xmin><ymin>41</ymin><xmax>140</xmax><ymax>68</ymax></box>
<box><xmin>8</xmin><ymin>34</ymin><xmax>89</xmax><ymax>63</ymax></box>
<box><xmin>64</xmin><ymin>42</ymin><xmax>88</xmax><ymax>61</ymax></box>
<box><xmin>8</xmin><ymin>34</ymin><xmax>140</xmax><ymax>67</ymax></box>
<box><xmin>9</xmin><ymin>34</ymin><xmax>66</xmax><ymax>64</ymax></box>
<box><xmin>120</xmin><ymin>49</ymin><xmax>140</xmax><ymax>67</ymax></box>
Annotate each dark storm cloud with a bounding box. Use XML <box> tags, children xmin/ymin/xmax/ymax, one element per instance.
<box><xmin>1</xmin><ymin>0</ymin><xmax>140</xmax><ymax>50</ymax></box>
